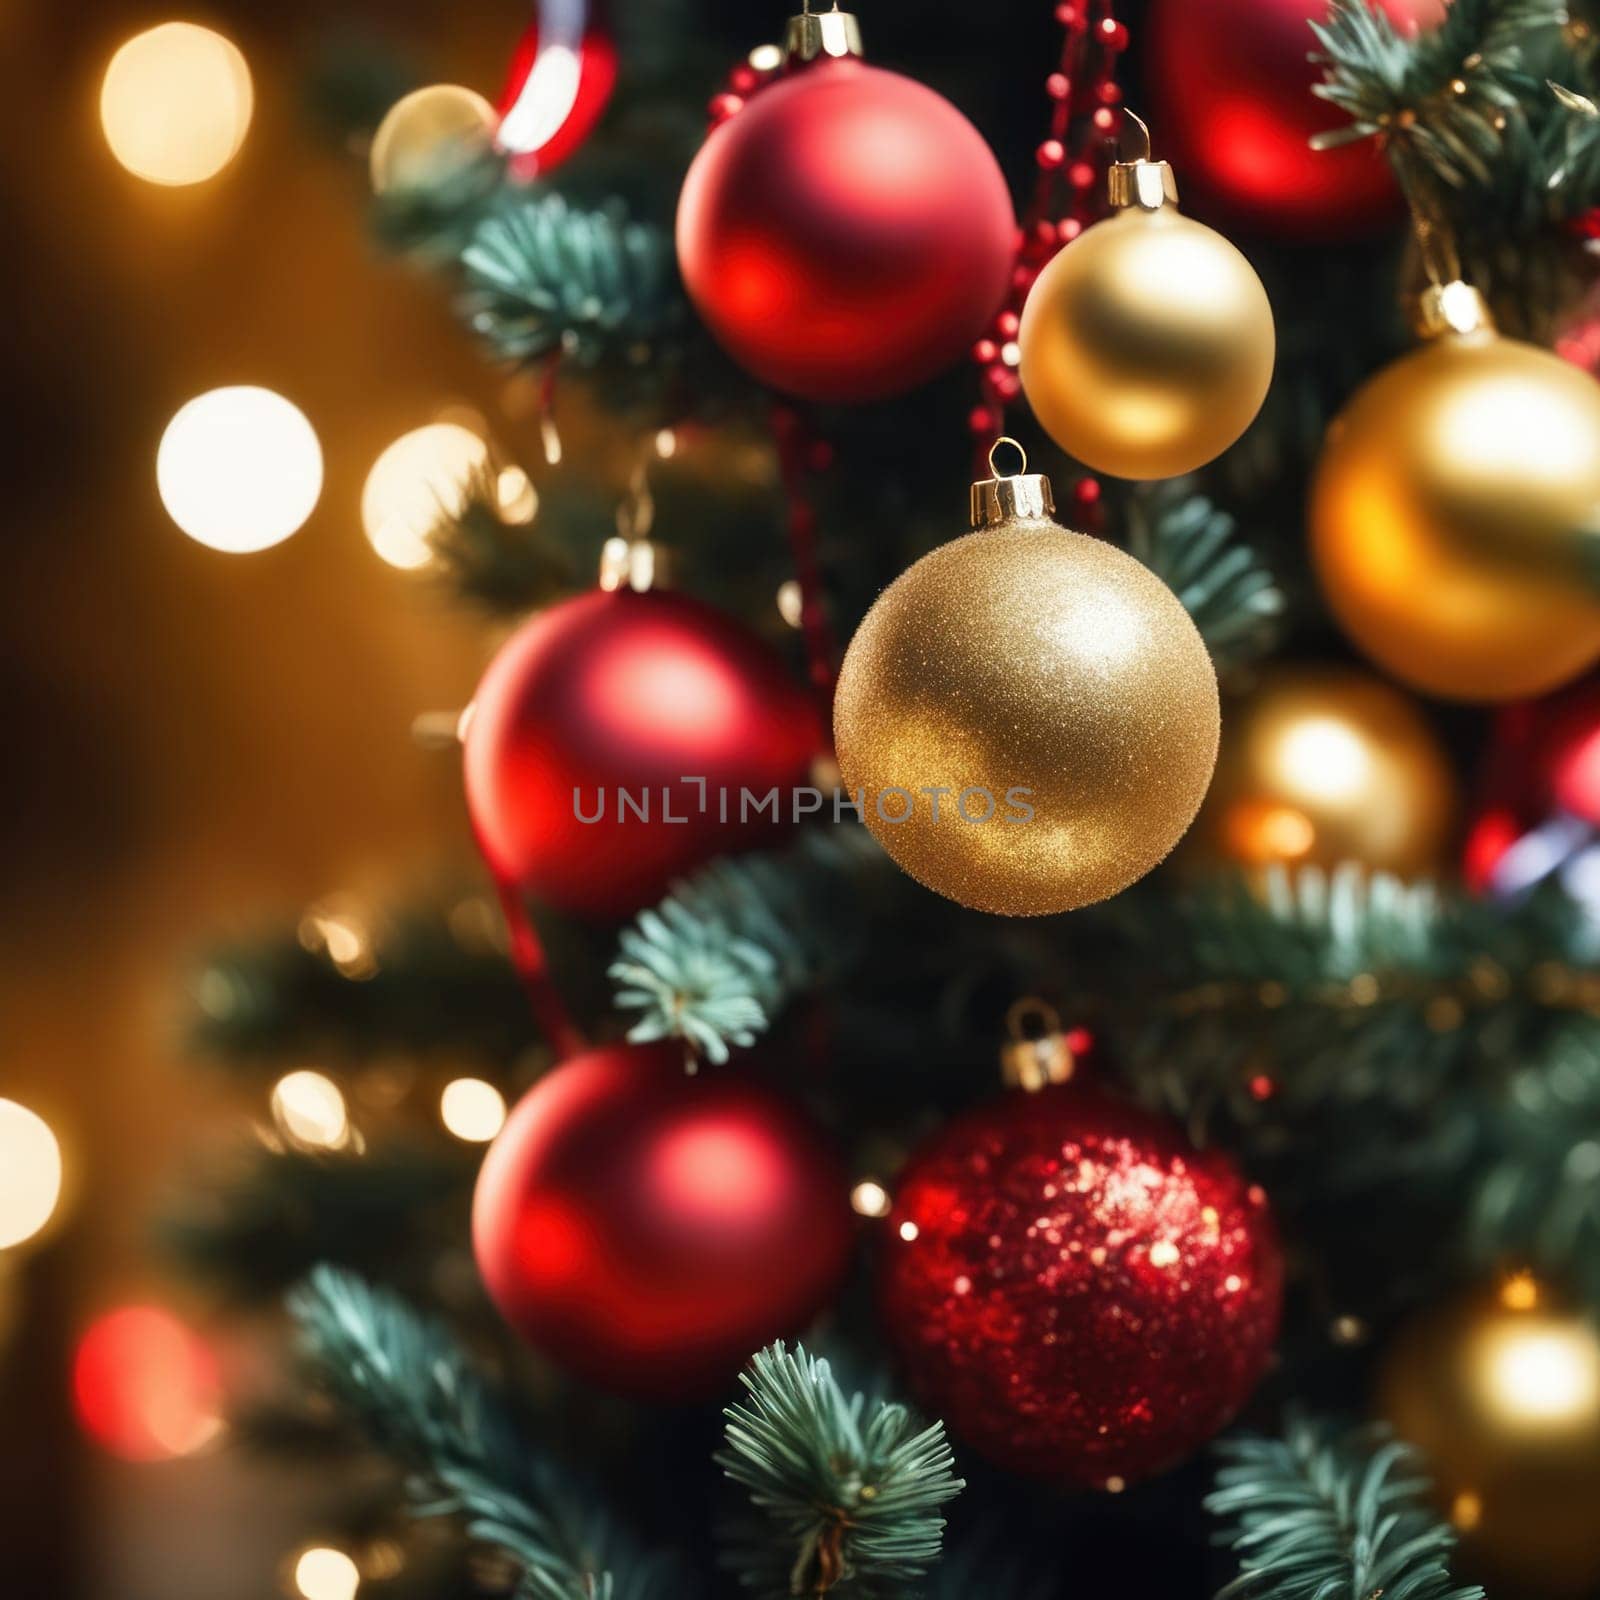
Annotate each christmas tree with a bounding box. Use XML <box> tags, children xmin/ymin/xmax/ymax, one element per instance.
<box><xmin>115</xmin><ymin>1</ymin><xmax>1600</xmax><ymax>1596</ymax></box>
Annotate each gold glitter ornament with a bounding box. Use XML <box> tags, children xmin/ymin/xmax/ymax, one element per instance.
<box><xmin>833</xmin><ymin>442</ymin><xmax>1220</xmax><ymax>916</ymax></box>
<box><xmin>1018</xmin><ymin>119</ymin><xmax>1275</xmax><ymax>480</ymax></box>
<box><xmin>1313</xmin><ymin>282</ymin><xmax>1600</xmax><ymax>702</ymax></box>
<box><xmin>1380</xmin><ymin>1277</ymin><xmax>1600</xmax><ymax>1597</ymax></box>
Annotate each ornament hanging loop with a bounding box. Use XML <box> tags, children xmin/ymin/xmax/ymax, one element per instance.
<box><xmin>786</xmin><ymin>1</ymin><xmax>862</xmax><ymax>62</ymax></box>
<box><xmin>600</xmin><ymin>453</ymin><xmax>671</xmax><ymax>592</ymax></box>
<box><xmin>972</xmin><ymin>437</ymin><xmax>1055</xmax><ymax>528</ymax></box>
<box><xmin>1001</xmin><ymin>997</ymin><xmax>1078</xmax><ymax>1091</ymax></box>
<box><xmin>1108</xmin><ymin>107</ymin><xmax>1178</xmax><ymax>211</ymax></box>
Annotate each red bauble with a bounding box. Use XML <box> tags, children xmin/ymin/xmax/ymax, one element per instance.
<box><xmin>879</xmin><ymin>1083</ymin><xmax>1283</xmax><ymax>1485</ymax></box>
<box><xmin>463</xmin><ymin>586</ymin><xmax>822</xmax><ymax>920</ymax></box>
<box><xmin>473</xmin><ymin>1041</ymin><xmax>853</xmax><ymax>1397</ymax></box>
<box><xmin>495</xmin><ymin>0</ymin><xmax>618</xmax><ymax>178</ymax></box>
<box><xmin>676</xmin><ymin>57</ymin><xmax>1016</xmax><ymax>402</ymax></box>
<box><xmin>1145</xmin><ymin>0</ymin><xmax>1445</xmax><ymax>237</ymax></box>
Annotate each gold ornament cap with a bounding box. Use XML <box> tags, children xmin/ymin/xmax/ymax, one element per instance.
<box><xmin>1415</xmin><ymin>279</ymin><xmax>1494</xmax><ymax>339</ymax></box>
<box><xmin>1000</xmin><ymin>999</ymin><xmax>1078</xmax><ymax>1092</ymax></box>
<box><xmin>971</xmin><ymin>437</ymin><xmax>1056</xmax><ymax>528</ymax></box>
<box><xmin>785</xmin><ymin>3</ymin><xmax>863</xmax><ymax>62</ymax></box>
<box><xmin>1108</xmin><ymin>110</ymin><xmax>1178</xmax><ymax>211</ymax></box>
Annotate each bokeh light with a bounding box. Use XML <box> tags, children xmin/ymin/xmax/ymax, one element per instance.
<box><xmin>101</xmin><ymin>23</ymin><xmax>253</xmax><ymax>186</ymax></box>
<box><xmin>270</xmin><ymin>1071</ymin><xmax>350</xmax><ymax>1151</ymax></box>
<box><xmin>0</xmin><ymin>1098</ymin><xmax>63</xmax><ymax>1250</ymax></box>
<box><xmin>850</xmin><ymin>1179</ymin><xmax>891</xmax><ymax>1218</ymax></box>
<box><xmin>73</xmin><ymin>1306</ymin><xmax>223</xmax><ymax>1461</ymax></box>
<box><xmin>439</xmin><ymin>1078</ymin><xmax>507</xmax><ymax>1143</ymax></box>
<box><xmin>361</xmin><ymin>423</ymin><xmax>490</xmax><ymax>570</ymax></box>
<box><xmin>157</xmin><ymin>387</ymin><xmax>323</xmax><ymax>552</ymax></box>
<box><xmin>293</xmin><ymin>1547</ymin><xmax>361</xmax><ymax>1600</ymax></box>
<box><xmin>370</xmin><ymin>84</ymin><xmax>495</xmax><ymax>194</ymax></box>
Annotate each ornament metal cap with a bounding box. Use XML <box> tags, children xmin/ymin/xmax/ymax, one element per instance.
<box><xmin>1000</xmin><ymin>998</ymin><xmax>1078</xmax><ymax>1092</ymax></box>
<box><xmin>1416</xmin><ymin>279</ymin><xmax>1494</xmax><ymax>340</ymax></box>
<box><xmin>1108</xmin><ymin>109</ymin><xmax>1179</xmax><ymax>210</ymax></box>
<box><xmin>785</xmin><ymin>2</ymin><xmax>863</xmax><ymax>62</ymax></box>
<box><xmin>971</xmin><ymin>437</ymin><xmax>1056</xmax><ymax>528</ymax></box>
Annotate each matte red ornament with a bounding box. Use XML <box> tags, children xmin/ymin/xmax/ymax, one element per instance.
<box><xmin>463</xmin><ymin>586</ymin><xmax>822</xmax><ymax>920</ymax></box>
<box><xmin>495</xmin><ymin>0</ymin><xmax>618</xmax><ymax>178</ymax></box>
<box><xmin>1145</xmin><ymin>0</ymin><xmax>1445</xmax><ymax>237</ymax></box>
<box><xmin>879</xmin><ymin>1083</ymin><xmax>1283</xmax><ymax>1485</ymax></box>
<box><xmin>676</xmin><ymin>57</ymin><xmax>1016</xmax><ymax>403</ymax></box>
<box><xmin>473</xmin><ymin>1041</ymin><xmax>853</xmax><ymax>1396</ymax></box>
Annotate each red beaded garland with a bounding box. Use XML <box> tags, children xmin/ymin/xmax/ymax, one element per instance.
<box><xmin>879</xmin><ymin>1083</ymin><xmax>1283</xmax><ymax>1485</ymax></box>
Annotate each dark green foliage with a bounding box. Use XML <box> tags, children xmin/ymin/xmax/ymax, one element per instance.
<box><xmin>718</xmin><ymin>1343</ymin><xmax>963</xmax><ymax>1598</ymax></box>
<box><xmin>159</xmin><ymin>1145</ymin><xmax>472</xmax><ymax>1304</ymax></box>
<box><xmin>1208</xmin><ymin>1416</ymin><xmax>1484</xmax><ymax>1600</ymax></box>
<box><xmin>291</xmin><ymin>1268</ymin><xmax>689</xmax><ymax>1600</ymax></box>
<box><xmin>1123</xmin><ymin>483</ymin><xmax>1286</xmax><ymax>673</ymax></box>
<box><xmin>189</xmin><ymin>894</ymin><xmax>534</xmax><ymax>1069</ymax></box>
<box><xmin>425</xmin><ymin>465</ymin><xmax>578</xmax><ymax>616</ymax></box>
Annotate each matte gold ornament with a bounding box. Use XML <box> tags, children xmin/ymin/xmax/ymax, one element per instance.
<box><xmin>1313</xmin><ymin>282</ymin><xmax>1600</xmax><ymax>702</ymax></box>
<box><xmin>1187</xmin><ymin>665</ymin><xmax>1456</xmax><ymax>879</ymax></box>
<box><xmin>1380</xmin><ymin>1276</ymin><xmax>1600</xmax><ymax>1598</ymax></box>
<box><xmin>1018</xmin><ymin>123</ymin><xmax>1275</xmax><ymax>480</ymax></box>
<box><xmin>370</xmin><ymin>84</ymin><xmax>497</xmax><ymax>195</ymax></box>
<box><xmin>833</xmin><ymin>443</ymin><xmax>1220</xmax><ymax>916</ymax></box>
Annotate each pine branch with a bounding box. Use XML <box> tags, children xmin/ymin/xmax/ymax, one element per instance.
<box><xmin>1472</xmin><ymin>1016</ymin><xmax>1600</xmax><ymax>1306</ymax></box>
<box><xmin>610</xmin><ymin>829</ymin><xmax>887</xmax><ymax>1064</ymax></box>
<box><xmin>1311</xmin><ymin>0</ymin><xmax>1554</xmax><ymax>184</ymax></box>
<box><xmin>1207</xmin><ymin>1416</ymin><xmax>1484</xmax><ymax>1600</ymax></box>
<box><xmin>1123</xmin><ymin>483</ymin><xmax>1285</xmax><ymax>673</ymax></box>
<box><xmin>290</xmin><ymin>1267</ymin><xmax>688</xmax><ymax>1600</ymax></box>
<box><xmin>460</xmin><ymin>191</ymin><xmax>687</xmax><ymax>368</ymax></box>
<box><xmin>424</xmin><ymin>463</ymin><xmax>578</xmax><ymax>615</ymax></box>
<box><xmin>718</xmin><ymin>1342</ymin><xmax>964</xmax><ymax>1599</ymax></box>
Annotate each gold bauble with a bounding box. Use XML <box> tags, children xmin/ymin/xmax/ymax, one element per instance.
<box><xmin>1380</xmin><ymin>1278</ymin><xmax>1600</xmax><ymax>1597</ymax></box>
<box><xmin>370</xmin><ymin>84</ymin><xmax>497</xmax><ymax>195</ymax></box>
<box><xmin>1312</xmin><ymin>286</ymin><xmax>1600</xmax><ymax>703</ymax></box>
<box><xmin>834</xmin><ymin>449</ymin><xmax>1219</xmax><ymax>917</ymax></box>
<box><xmin>1018</xmin><ymin>159</ymin><xmax>1275</xmax><ymax>480</ymax></box>
<box><xmin>1187</xmin><ymin>665</ymin><xmax>1456</xmax><ymax>879</ymax></box>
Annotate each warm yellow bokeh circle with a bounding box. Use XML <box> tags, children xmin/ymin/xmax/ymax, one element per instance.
<box><xmin>101</xmin><ymin>23</ymin><xmax>254</xmax><ymax>186</ymax></box>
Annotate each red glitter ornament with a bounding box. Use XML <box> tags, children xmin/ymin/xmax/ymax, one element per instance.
<box><xmin>473</xmin><ymin>1041</ymin><xmax>853</xmax><ymax>1397</ymax></box>
<box><xmin>463</xmin><ymin>584</ymin><xmax>822</xmax><ymax>921</ymax></box>
<box><xmin>1145</xmin><ymin>0</ymin><xmax>1445</xmax><ymax>237</ymax></box>
<box><xmin>495</xmin><ymin>0</ymin><xmax>618</xmax><ymax>178</ymax></box>
<box><xmin>676</xmin><ymin>53</ymin><xmax>1015</xmax><ymax>402</ymax></box>
<box><xmin>879</xmin><ymin>1082</ymin><xmax>1283</xmax><ymax>1485</ymax></box>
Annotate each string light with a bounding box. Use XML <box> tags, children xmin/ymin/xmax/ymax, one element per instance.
<box><xmin>157</xmin><ymin>388</ymin><xmax>322</xmax><ymax>553</ymax></box>
<box><xmin>497</xmin><ymin>466</ymin><xmax>538</xmax><ymax>525</ymax></box>
<box><xmin>293</xmin><ymin>1547</ymin><xmax>361</xmax><ymax>1600</ymax></box>
<box><xmin>850</xmin><ymin>1180</ymin><xmax>891</xmax><ymax>1218</ymax></box>
<box><xmin>362</xmin><ymin>424</ymin><xmax>491</xmax><ymax>570</ymax></box>
<box><xmin>270</xmin><ymin>1072</ymin><xmax>350</xmax><ymax>1152</ymax></box>
<box><xmin>440</xmin><ymin>1079</ymin><xmax>508</xmax><ymax>1143</ymax></box>
<box><xmin>0</xmin><ymin>1099</ymin><xmax>63</xmax><ymax>1250</ymax></box>
<box><xmin>100</xmin><ymin>23</ymin><xmax>253</xmax><ymax>186</ymax></box>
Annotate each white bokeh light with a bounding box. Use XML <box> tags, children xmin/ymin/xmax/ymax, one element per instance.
<box><xmin>157</xmin><ymin>387</ymin><xmax>323</xmax><ymax>552</ymax></box>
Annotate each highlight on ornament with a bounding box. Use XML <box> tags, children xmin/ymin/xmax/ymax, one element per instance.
<box><xmin>1018</xmin><ymin>110</ymin><xmax>1275</xmax><ymax>479</ymax></box>
<box><xmin>101</xmin><ymin>22</ymin><xmax>254</xmax><ymax>186</ymax></box>
<box><xmin>834</xmin><ymin>439</ymin><xmax>1219</xmax><ymax>915</ymax></box>
<box><xmin>157</xmin><ymin>387</ymin><xmax>323</xmax><ymax>553</ymax></box>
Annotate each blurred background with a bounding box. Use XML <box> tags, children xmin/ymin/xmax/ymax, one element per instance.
<box><xmin>0</xmin><ymin>3</ymin><xmax>537</xmax><ymax>1593</ymax></box>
